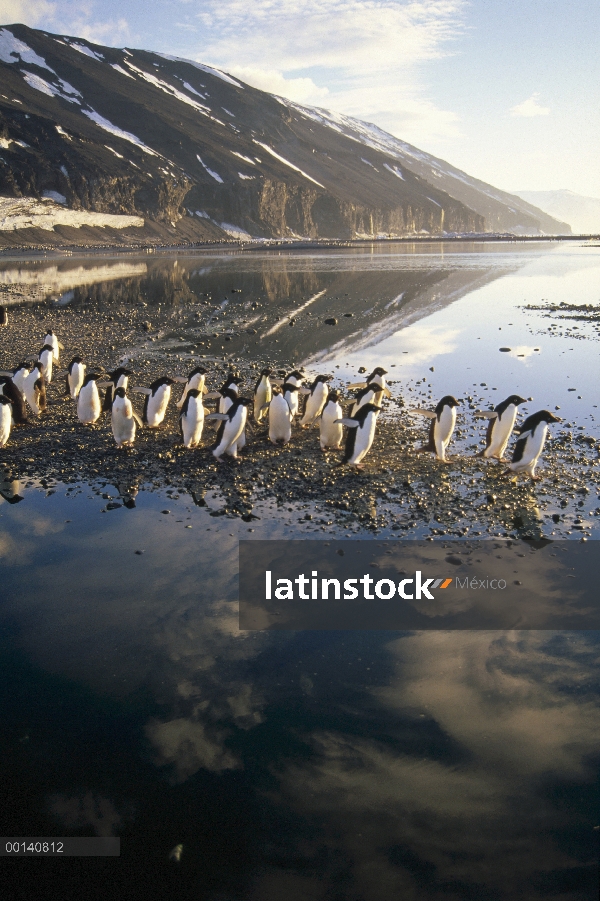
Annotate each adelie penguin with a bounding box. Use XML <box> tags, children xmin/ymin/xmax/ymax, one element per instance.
<box><xmin>350</xmin><ymin>384</ymin><xmax>379</xmax><ymax>417</ymax></box>
<box><xmin>175</xmin><ymin>366</ymin><xmax>209</xmax><ymax>410</ymax></box>
<box><xmin>102</xmin><ymin>367</ymin><xmax>133</xmax><ymax>413</ymax></box>
<box><xmin>283</xmin><ymin>381</ymin><xmax>303</xmax><ymax>419</ymax></box>
<box><xmin>300</xmin><ymin>375</ymin><xmax>331</xmax><ymax>426</ymax></box>
<box><xmin>505</xmin><ymin>410</ymin><xmax>561</xmax><ymax>481</ymax></box>
<box><xmin>66</xmin><ymin>356</ymin><xmax>86</xmax><ymax>399</ymax></box>
<box><xmin>132</xmin><ymin>376</ymin><xmax>174</xmax><ymax>428</ymax></box>
<box><xmin>10</xmin><ymin>363</ymin><xmax>30</xmax><ymax>395</ymax></box>
<box><xmin>348</xmin><ymin>367</ymin><xmax>391</xmax><ymax>406</ymax></box>
<box><xmin>43</xmin><ymin>329</ymin><xmax>64</xmax><ymax>363</ymax></box>
<box><xmin>77</xmin><ymin>373</ymin><xmax>104</xmax><ymax>424</ymax></box>
<box><xmin>0</xmin><ymin>395</ymin><xmax>12</xmax><ymax>447</ymax></box>
<box><xmin>408</xmin><ymin>395</ymin><xmax>460</xmax><ymax>462</ymax></box>
<box><xmin>268</xmin><ymin>388</ymin><xmax>293</xmax><ymax>445</ymax></box>
<box><xmin>207</xmin><ymin>398</ymin><xmax>250</xmax><ymax>461</ymax></box>
<box><xmin>475</xmin><ymin>394</ymin><xmax>527</xmax><ymax>460</ymax></box>
<box><xmin>319</xmin><ymin>390</ymin><xmax>343</xmax><ymax>450</ymax></box>
<box><xmin>253</xmin><ymin>368</ymin><xmax>272</xmax><ymax>423</ymax></box>
<box><xmin>179</xmin><ymin>388</ymin><xmax>206</xmax><ymax>448</ymax></box>
<box><xmin>0</xmin><ymin>376</ymin><xmax>28</xmax><ymax>424</ymax></box>
<box><xmin>111</xmin><ymin>387</ymin><xmax>142</xmax><ymax>447</ymax></box>
<box><xmin>22</xmin><ymin>362</ymin><xmax>46</xmax><ymax>415</ymax></box>
<box><xmin>336</xmin><ymin>403</ymin><xmax>381</xmax><ymax>469</ymax></box>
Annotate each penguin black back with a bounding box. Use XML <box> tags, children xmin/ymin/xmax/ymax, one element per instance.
<box><xmin>342</xmin><ymin>403</ymin><xmax>380</xmax><ymax>463</ymax></box>
<box><xmin>0</xmin><ymin>376</ymin><xmax>27</xmax><ymax>423</ymax></box>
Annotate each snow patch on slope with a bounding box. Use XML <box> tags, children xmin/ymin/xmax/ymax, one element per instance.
<box><xmin>123</xmin><ymin>61</ymin><xmax>225</xmax><ymax>123</ymax></box>
<box><xmin>155</xmin><ymin>53</ymin><xmax>244</xmax><ymax>88</ymax></box>
<box><xmin>82</xmin><ymin>109</ymin><xmax>159</xmax><ymax>156</ymax></box>
<box><xmin>111</xmin><ymin>63</ymin><xmax>134</xmax><ymax>79</ymax></box>
<box><xmin>0</xmin><ymin>28</ymin><xmax>54</xmax><ymax>71</ymax></box>
<box><xmin>196</xmin><ymin>155</ymin><xmax>223</xmax><ymax>183</ymax></box>
<box><xmin>252</xmin><ymin>141</ymin><xmax>324</xmax><ymax>188</ymax></box>
<box><xmin>68</xmin><ymin>42</ymin><xmax>105</xmax><ymax>62</ymax></box>
<box><xmin>0</xmin><ymin>196</ymin><xmax>144</xmax><ymax>231</ymax></box>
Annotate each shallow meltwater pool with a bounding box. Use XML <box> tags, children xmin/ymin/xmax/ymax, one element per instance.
<box><xmin>0</xmin><ymin>241</ymin><xmax>599</xmax><ymax>900</ymax></box>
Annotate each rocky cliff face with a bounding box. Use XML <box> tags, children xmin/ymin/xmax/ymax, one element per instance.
<box><xmin>0</xmin><ymin>24</ymin><xmax>568</xmax><ymax>247</ymax></box>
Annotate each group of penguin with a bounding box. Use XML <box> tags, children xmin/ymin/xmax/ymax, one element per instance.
<box><xmin>0</xmin><ymin>322</ymin><xmax>561</xmax><ymax>479</ymax></box>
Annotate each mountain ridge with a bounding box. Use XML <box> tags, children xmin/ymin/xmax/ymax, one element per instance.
<box><xmin>0</xmin><ymin>24</ymin><xmax>570</xmax><ymax>247</ymax></box>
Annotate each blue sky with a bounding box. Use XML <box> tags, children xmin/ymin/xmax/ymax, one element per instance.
<box><xmin>1</xmin><ymin>0</ymin><xmax>599</xmax><ymax>196</ymax></box>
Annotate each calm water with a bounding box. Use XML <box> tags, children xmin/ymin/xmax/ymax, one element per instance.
<box><xmin>0</xmin><ymin>241</ymin><xmax>598</xmax><ymax>899</ymax></box>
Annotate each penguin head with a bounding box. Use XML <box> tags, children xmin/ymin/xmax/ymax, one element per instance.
<box><xmin>33</xmin><ymin>361</ymin><xmax>44</xmax><ymax>373</ymax></box>
<box><xmin>536</xmin><ymin>410</ymin><xmax>562</xmax><ymax>424</ymax></box>
<box><xmin>83</xmin><ymin>372</ymin><xmax>101</xmax><ymax>385</ymax></box>
<box><xmin>314</xmin><ymin>374</ymin><xmax>331</xmax><ymax>384</ymax></box>
<box><xmin>439</xmin><ymin>395</ymin><xmax>460</xmax><ymax>408</ymax></box>
<box><xmin>286</xmin><ymin>369</ymin><xmax>304</xmax><ymax>382</ymax></box>
<box><xmin>188</xmin><ymin>365</ymin><xmax>208</xmax><ymax>377</ymax></box>
<box><xmin>70</xmin><ymin>355</ymin><xmax>84</xmax><ymax>364</ymax></box>
<box><xmin>109</xmin><ymin>367</ymin><xmax>133</xmax><ymax>382</ymax></box>
<box><xmin>505</xmin><ymin>394</ymin><xmax>527</xmax><ymax>406</ymax></box>
<box><xmin>187</xmin><ymin>388</ymin><xmax>201</xmax><ymax>399</ymax></box>
<box><xmin>367</xmin><ymin>367</ymin><xmax>388</xmax><ymax>380</ymax></box>
<box><xmin>260</xmin><ymin>368</ymin><xmax>272</xmax><ymax>377</ymax></box>
<box><xmin>115</xmin><ymin>387</ymin><xmax>127</xmax><ymax>399</ymax></box>
<box><xmin>39</xmin><ymin>344</ymin><xmax>53</xmax><ymax>354</ymax></box>
<box><xmin>150</xmin><ymin>376</ymin><xmax>174</xmax><ymax>389</ymax></box>
<box><xmin>46</xmin><ymin>329</ymin><xmax>54</xmax><ymax>336</ymax></box>
<box><xmin>326</xmin><ymin>390</ymin><xmax>340</xmax><ymax>403</ymax></box>
<box><xmin>353</xmin><ymin>403</ymin><xmax>381</xmax><ymax>424</ymax></box>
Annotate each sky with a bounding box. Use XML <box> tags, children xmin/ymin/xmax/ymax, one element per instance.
<box><xmin>1</xmin><ymin>0</ymin><xmax>599</xmax><ymax>197</ymax></box>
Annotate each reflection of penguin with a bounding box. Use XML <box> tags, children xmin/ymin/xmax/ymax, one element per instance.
<box><xmin>102</xmin><ymin>367</ymin><xmax>132</xmax><ymax>412</ymax></box>
<box><xmin>0</xmin><ymin>474</ymin><xmax>24</xmax><ymax>504</ymax></box>
<box><xmin>336</xmin><ymin>403</ymin><xmax>381</xmax><ymax>468</ymax></box>
<box><xmin>0</xmin><ymin>376</ymin><xmax>28</xmax><ymax>424</ymax></box>
<box><xmin>66</xmin><ymin>356</ymin><xmax>86</xmax><ymax>399</ymax></box>
<box><xmin>38</xmin><ymin>344</ymin><xmax>54</xmax><ymax>383</ymax></box>
<box><xmin>0</xmin><ymin>395</ymin><xmax>12</xmax><ymax>447</ymax></box>
<box><xmin>111</xmin><ymin>387</ymin><xmax>140</xmax><ymax>446</ymax></box>
<box><xmin>135</xmin><ymin>376</ymin><xmax>174</xmax><ymax>428</ymax></box>
<box><xmin>268</xmin><ymin>389</ymin><xmax>293</xmax><ymax>445</ymax></box>
<box><xmin>409</xmin><ymin>396</ymin><xmax>460</xmax><ymax>462</ymax></box>
<box><xmin>23</xmin><ymin>363</ymin><xmax>47</xmax><ymax>415</ymax></box>
<box><xmin>300</xmin><ymin>375</ymin><xmax>330</xmax><ymax>426</ymax></box>
<box><xmin>77</xmin><ymin>373</ymin><xmax>103</xmax><ymax>424</ymax></box>
<box><xmin>506</xmin><ymin>410</ymin><xmax>561</xmax><ymax>481</ymax></box>
<box><xmin>43</xmin><ymin>329</ymin><xmax>63</xmax><ymax>363</ymax></box>
<box><xmin>475</xmin><ymin>394</ymin><xmax>527</xmax><ymax>460</ymax></box>
<box><xmin>0</xmin><ymin>306</ymin><xmax>7</xmax><ymax>327</ymax></box>
<box><xmin>179</xmin><ymin>388</ymin><xmax>205</xmax><ymax>448</ymax></box>
<box><xmin>175</xmin><ymin>365</ymin><xmax>208</xmax><ymax>409</ymax></box>
<box><xmin>208</xmin><ymin>398</ymin><xmax>250</xmax><ymax>460</ymax></box>
<box><xmin>319</xmin><ymin>390</ymin><xmax>343</xmax><ymax>450</ymax></box>
<box><xmin>253</xmin><ymin>368</ymin><xmax>272</xmax><ymax>422</ymax></box>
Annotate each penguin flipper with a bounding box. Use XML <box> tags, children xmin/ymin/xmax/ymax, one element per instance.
<box><xmin>172</xmin><ymin>376</ymin><xmax>188</xmax><ymax>383</ymax></box>
<box><xmin>335</xmin><ymin>418</ymin><xmax>359</xmax><ymax>427</ymax></box>
<box><xmin>298</xmin><ymin>387</ymin><xmax>311</xmax><ymax>395</ymax></box>
<box><xmin>132</xmin><ymin>412</ymin><xmax>144</xmax><ymax>428</ymax></box>
<box><xmin>206</xmin><ymin>413</ymin><xmax>229</xmax><ymax>421</ymax></box>
<box><xmin>474</xmin><ymin>411</ymin><xmax>498</xmax><ymax>419</ymax></box>
<box><xmin>347</xmin><ymin>381</ymin><xmax>367</xmax><ymax>390</ymax></box>
<box><xmin>132</xmin><ymin>387</ymin><xmax>153</xmax><ymax>395</ymax></box>
<box><xmin>204</xmin><ymin>391</ymin><xmax>222</xmax><ymax>400</ymax></box>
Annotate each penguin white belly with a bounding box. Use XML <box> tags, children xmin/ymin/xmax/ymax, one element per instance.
<box><xmin>47</xmin><ymin>334</ymin><xmax>60</xmax><ymax>362</ymax></box>
<box><xmin>485</xmin><ymin>406</ymin><xmax>517</xmax><ymax>458</ymax></box>
<box><xmin>301</xmin><ymin>384</ymin><xmax>327</xmax><ymax>426</ymax></box>
<box><xmin>320</xmin><ymin>402</ymin><xmax>343</xmax><ymax>449</ymax></box>
<box><xmin>509</xmin><ymin>425</ymin><xmax>548</xmax><ymax>475</ymax></box>
<box><xmin>112</xmin><ymin>397</ymin><xmax>136</xmax><ymax>446</ymax></box>
<box><xmin>78</xmin><ymin>383</ymin><xmax>101</xmax><ymax>424</ymax></box>
<box><xmin>269</xmin><ymin>394</ymin><xmax>292</xmax><ymax>445</ymax></box>
<box><xmin>69</xmin><ymin>363</ymin><xmax>85</xmax><ymax>399</ymax></box>
<box><xmin>181</xmin><ymin>398</ymin><xmax>204</xmax><ymax>447</ymax></box>
<box><xmin>347</xmin><ymin>412</ymin><xmax>377</xmax><ymax>465</ymax></box>
<box><xmin>23</xmin><ymin>372</ymin><xmax>43</xmax><ymax>414</ymax></box>
<box><xmin>351</xmin><ymin>390</ymin><xmax>376</xmax><ymax>417</ymax></box>
<box><xmin>254</xmin><ymin>381</ymin><xmax>271</xmax><ymax>422</ymax></box>
<box><xmin>177</xmin><ymin>374</ymin><xmax>204</xmax><ymax>409</ymax></box>
<box><xmin>285</xmin><ymin>390</ymin><xmax>299</xmax><ymax>418</ymax></box>
<box><xmin>146</xmin><ymin>385</ymin><xmax>171</xmax><ymax>427</ymax></box>
<box><xmin>40</xmin><ymin>351</ymin><xmax>53</xmax><ymax>383</ymax></box>
<box><xmin>214</xmin><ymin>410</ymin><xmax>246</xmax><ymax>459</ymax></box>
<box><xmin>0</xmin><ymin>402</ymin><xmax>11</xmax><ymax>447</ymax></box>
<box><xmin>12</xmin><ymin>368</ymin><xmax>29</xmax><ymax>394</ymax></box>
<box><xmin>435</xmin><ymin>406</ymin><xmax>456</xmax><ymax>460</ymax></box>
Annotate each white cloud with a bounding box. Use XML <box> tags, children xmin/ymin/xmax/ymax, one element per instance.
<box><xmin>228</xmin><ymin>66</ymin><xmax>329</xmax><ymax>106</ymax></box>
<box><xmin>193</xmin><ymin>0</ymin><xmax>467</xmax><ymax>145</ymax></box>
<box><xmin>0</xmin><ymin>0</ymin><xmax>56</xmax><ymax>26</ymax></box>
<box><xmin>510</xmin><ymin>92</ymin><xmax>550</xmax><ymax>118</ymax></box>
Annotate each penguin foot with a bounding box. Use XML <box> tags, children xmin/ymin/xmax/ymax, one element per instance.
<box><xmin>530</xmin><ymin>475</ymin><xmax>542</xmax><ymax>482</ymax></box>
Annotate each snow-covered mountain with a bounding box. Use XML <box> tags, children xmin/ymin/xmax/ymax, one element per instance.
<box><xmin>0</xmin><ymin>24</ymin><xmax>570</xmax><ymax>247</ymax></box>
<box><xmin>513</xmin><ymin>190</ymin><xmax>600</xmax><ymax>236</ymax></box>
